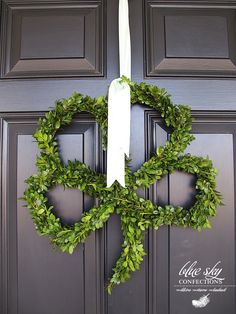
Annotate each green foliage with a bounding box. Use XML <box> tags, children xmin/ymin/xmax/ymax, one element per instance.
<box><xmin>23</xmin><ymin>80</ymin><xmax>222</xmax><ymax>294</ymax></box>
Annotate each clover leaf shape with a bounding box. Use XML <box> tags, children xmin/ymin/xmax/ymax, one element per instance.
<box><xmin>23</xmin><ymin>81</ymin><xmax>222</xmax><ymax>294</ymax></box>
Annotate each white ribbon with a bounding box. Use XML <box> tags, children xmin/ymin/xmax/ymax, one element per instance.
<box><xmin>107</xmin><ymin>0</ymin><xmax>131</xmax><ymax>187</ymax></box>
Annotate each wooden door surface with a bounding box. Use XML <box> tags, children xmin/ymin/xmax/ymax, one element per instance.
<box><xmin>0</xmin><ymin>0</ymin><xmax>236</xmax><ymax>313</ymax></box>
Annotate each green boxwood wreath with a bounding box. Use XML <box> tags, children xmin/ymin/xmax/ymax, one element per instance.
<box><xmin>23</xmin><ymin>78</ymin><xmax>222</xmax><ymax>294</ymax></box>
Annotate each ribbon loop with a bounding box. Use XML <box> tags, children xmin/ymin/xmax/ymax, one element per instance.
<box><xmin>107</xmin><ymin>0</ymin><xmax>131</xmax><ymax>187</ymax></box>
<box><xmin>119</xmin><ymin>0</ymin><xmax>131</xmax><ymax>78</ymax></box>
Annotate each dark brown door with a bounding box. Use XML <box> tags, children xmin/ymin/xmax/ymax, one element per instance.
<box><xmin>0</xmin><ymin>0</ymin><xmax>235</xmax><ymax>313</ymax></box>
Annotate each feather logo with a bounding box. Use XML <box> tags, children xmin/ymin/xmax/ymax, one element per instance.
<box><xmin>192</xmin><ymin>294</ymin><xmax>210</xmax><ymax>308</ymax></box>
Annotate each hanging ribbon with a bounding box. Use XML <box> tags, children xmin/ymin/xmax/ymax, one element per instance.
<box><xmin>107</xmin><ymin>0</ymin><xmax>131</xmax><ymax>187</ymax></box>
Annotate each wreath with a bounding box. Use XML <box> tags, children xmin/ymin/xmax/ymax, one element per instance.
<box><xmin>23</xmin><ymin>79</ymin><xmax>222</xmax><ymax>294</ymax></box>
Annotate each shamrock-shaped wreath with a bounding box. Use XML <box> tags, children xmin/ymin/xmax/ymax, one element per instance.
<box><xmin>23</xmin><ymin>80</ymin><xmax>222</xmax><ymax>294</ymax></box>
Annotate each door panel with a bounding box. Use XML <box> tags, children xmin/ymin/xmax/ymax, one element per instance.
<box><xmin>148</xmin><ymin>112</ymin><xmax>236</xmax><ymax>314</ymax></box>
<box><xmin>170</xmin><ymin>134</ymin><xmax>235</xmax><ymax>314</ymax></box>
<box><xmin>1</xmin><ymin>114</ymin><xmax>104</xmax><ymax>314</ymax></box>
<box><xmin>1</xmin><ymin>1</ymin><xmax>103</xmax><ymax>78</ymax></box>
<box><xmin>145</xmin><ymin>4</ymin><xmax>236</xmax><ymax>77</ymax></box>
